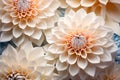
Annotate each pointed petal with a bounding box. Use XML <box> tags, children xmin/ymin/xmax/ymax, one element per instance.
<box><xmin>81</xmin><ymin>0</ymin><xmax>96</xmax><ymax>7</ymax></box>
<box><xmin>69</xmin><ymin>64</ymin><xmax>79</xmax><ymax>76</ymax></box>
<box><xmin>1</xmin><ymin>13</ymin><xmax>12</xmax><ymax>23</ymax></box>
<box><xmin>59</xmin><ymin>53</ymin><xmax>68</xmax><ymax>62</ymax></box>
<box><xmin>67</xmin><ymin>54</ymin><xmax>77</xmax><ymax>64</ymax></box>
<box><xmin>87</xmin><ymin>54</ymin><xmax>100</xmax><ymax>64</ymax></box>
<box><xmin>77</xmin><ymin>57</ymin><xmax>88</xmax><ymax>69</ymax></box>
<box><xmin>56</xmin><ymin>61</ymin><xmax>68</xmax><ymax>71</ymax></box>
<box><xmin>13</xmin><ymin>27</ymin><xmax>22</xmax><ymax>38</ymax></box>
<box><xmin>99</xmin><ymin>0</ymin><xmax>108</xmax><ymax>5</ymax></box>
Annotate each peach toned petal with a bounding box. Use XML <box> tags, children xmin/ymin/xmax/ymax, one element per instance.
<box><xmin>66</xmin><ymin>0</ymin><xmax>81</xmax><ymax>8</ymax></box>
<box><xmin>81</xmin><ymin>0</ymin><xmax>96</xmax><ymax>7</ymax></box>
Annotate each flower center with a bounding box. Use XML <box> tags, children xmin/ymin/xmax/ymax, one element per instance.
<box><xmin>16</xmin><ymin>0</ymin><xmax>30</xmax><ymax>12</ymax></box>
<box><xmin>7</xmin><ymin>73</ymin><xmax>26</xmax><ymax>80</ymax></box>
<box><xmin>71</xmin><ymin>35</ymin><xmax>86</xmax><ymax>49</ymax></box>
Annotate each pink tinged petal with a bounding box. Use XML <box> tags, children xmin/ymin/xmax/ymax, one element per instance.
<box><xmin>19</xmin><ymin>20</ymin><xmax>27</xmax><ymax>29</ymax></box>
<box><xmin>85</xmin><ymin>64</ymin><xmax>96</xmax><ymax>77</ymax></box>
<box><xmin>91</xmin><ymin>46</ymin><xmax>104</xmax><ymax>55</ymax></box>
<box><xmin>99</xmin><ymin>0</ymin><xmax>108</xmax><ymax>5</ymax></box>
<box><xmin>100</xmin><ymin>51</ymin><xmax>112</xmax><ymax>62</ymax></box>
<box><xmin>1</xmin><ymin>13</ymin><xmax>12</xmax><ymax>23</ymax></box>
<box><xmin>12</xmin><ymin>35</ymin><xmax>24</xmax><ymax>46</ymax></box>
<box><xmin>66</xmin><ymin>0</ymin><xmax>81</xmax><ymax>8</ymax></box>
<box><xmin>13</xmin><ymin>27</ymin><xmax>22</xmax><ymax>38</ymax></box>
<box><xmin>27</xmin><ymin>18</ymin><xmax>36</xmax><ymax>28</ymax></box>
<box><xmin>87</xmin><ymin>54</ymin><xmax>100</xmax><ymax>64</ymax></box>
<box><xmin>0</xmin><ymin>31</ymin><xmax>13</xmax><ymax>42</ymax></box>
<box><xmin>56</xmin><ymin>61</ymin><xmax>68</xmax><ymax>71</ymax></box>
<box><xmin>107</xmin><ymin>3</ymin><xmax>120</xmax><ymax>22</ymax></box>
<box><xmin>80</xmin><ymin>50</ymin><xmax>87</xmax><ymax>59</ymax></box>
<box><xmin>12</xmin><ymin>18</ymin><xmax>20</xmax><ymax>25</ymax></box>
<box><xmin>77</xmin><ymin>57</ymin><xmax>88</xmax><ymax>69</ymax></box>
<box><xmin>31</xmin><ymin>30</ymin><xmax>42</xmax><ymax>40</ymax></box>
<box><xmin>1</xmin><ymin>23</ymin><xmax>12</xmax><ymax>31</ymax></box>
<box><xmin>59</xmin><ymin>53</ymin><xmax>68</xmax><ymax>62</ymax></box>
<box><xmin>67</xmin><ymin>54</ymin><xmax>77</xmax><ymax>65</ymax></box>
<box><xmin>81</xmin><ymin>0</ymin><xmax>96</xmax><ymax>7</ymax></box>
<box><xmin>69</xmin><ymin>64</ymin><xmax>79</xmax><ymax>76</ymax></box>
<box><xmin>23</xmin><ymin>27</ymin><xmax>34</xmax><ymax>36</ymax></box>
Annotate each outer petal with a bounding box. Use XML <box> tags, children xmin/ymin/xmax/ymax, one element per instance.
<box><xmin>69</xmin><ymin>64</ymin><xmax>79</xmax><ymax>76</ymax></box>
<box><xmin>81</xmin><ymin>0</ymin><xmax>96</xmax><ymax>7</ymax></box>
<box><xmin>77</xmin><ymin>57</ymin><xmax>88</xmax><ymax>69</ymax></box>
<box><xmin>56</xmin><ymin>61</ymin><xmax>68</xmax><ymax>71</ymax></box>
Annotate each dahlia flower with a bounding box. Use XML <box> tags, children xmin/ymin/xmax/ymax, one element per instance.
<box><xmin>59</xmin><ymin>0</ymin><xmax>120</xmax><ymax>35</ymax></box>
<box><xmin>0</xmin><ymin>41</ymin><xmax>54</xmax><ymax>80</ymax></box>
<box><xmin>0</xmin><ymin>0</ymin><xmax>59</xmax><ymax>46</ymax></box>
<box><xmin>45</xmin><ymin>9</ymin><xmax>118</xmax><ymax>79</ymax></box>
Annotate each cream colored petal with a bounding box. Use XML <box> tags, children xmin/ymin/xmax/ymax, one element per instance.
<box><xmin>1</xmin><ymin>23</ymin><xmax>12</xmax><ymax>31</ymax></box>
<box><xmin>59</xmin><ymin>0</ymin><xmax>68</xmax><ymax>8</ymax></box>
<box><xmin>94</xmin><ymin>38</ymin><xmax>108</xmax><ymax>46</ymax></box>
<box><xmin>48</xmin><ymin>44</ymin><xmax>64</xmax><ymax>54</ymax></box>
<box><xmin>96</xmin><ymin>62</ymin><xmax>112</xmax><ymax>69</ymax></box>
<box><xmin>37</xmin><ymin>21</ymin><xmax>47</xmax><ymax>29</ymax></box>
<box><xmin>2</xmin><ymin>0</ymin><xmax>10</xmax><ymax>5</ymax></box>
<box><xmin>27</xmin><ymin>18</ymin><xmax>36</xmax><ymax>28</ymax></box>
<box><xmin>2</xmin><ymin>45</ymin><xmax>17</xmax><ymax>56</ymax></box>
<box><xmin>107</xmin><ymin>3</ymin><xmax>120</xmax><ymax>22</ymax></box>
<box><xmin>1</xmin><ymin>13</ymin><xmax>12</xmax><ymax>23</ymax></box>
<box><xmin>69</xmin><ymin>64</ymin><xmax>79</xmax><ymax>76</ymax></box>
<box><xmin>67</xmin><ymin>54</ymin><xmax>77</xmax><ymax>65</ymax></box>
<box><xmin>110</xmin><ymin>0</ymin><xmax>120</xmax><ymax>4</ymax></box>
<box><xmin>28</xmin><ymin>47</ymin><xmax>45</xmax><ymax>61</ymax></box>
<box><xmin>0</xmin><ymin>31</ymin><xmax>13</xmax><ymax>42</ymax></box>
<box><xmin>87</xmin><ymin>54</ymin><xmax>100</xmax><ymax>64</ymax></box>
<box><xmin>31</xmin><ymin>29</ymin><xmax>42</xmax><ymax>40</ymax></box>
<box><xmin>56</xmin><ymin>61</ymin><xmax>68</xmax><ymax>71</ymax></box>
<box><xmin>77</xmin><ymin>57</ymin><xmax>88</xmax><ymax>69</ymax></box>
<box><xmin>12</xmin><ymin>35</ymin><xmax>25</xmax><ymax>46</ymax></box>
<box><xmin>80</xmin><ymin>50</ymin><xmax>87</xmax><ymax>59</ymax></box>
<box><xmin>85</xmin><ymin>64</ymin><xmax>96</xmax><ymax>77</ymax></box>
<box><xmin>19</xmin><ymin>20</ymin><xmax>27</xmax><ymax>29</ymax></box>
<box><xmin>82</xmin><ymin>12</ymin><xmax>96</xmax><ymax>27</ymax></box>
<box><xmin>59</xmin><ymin>53</ymin><xmax>68</xmax><ymax>62</ymax></box>
<box><xmin>12</xmin><ymin>18</ymin><xmax>20</xmax><ymax>25</ymax></box>
<box><xmin>91</xmin><ymin>46</ymin><xmax>104</xmax><ymax>55</ymax></box>
<box><xmin>13</xmin><ymin>27</ymin><xmax>22</xmax><ymax>38</ymax></box>
<box><xmin>81</xmin><ymin>0</ymin><xmax>96</xmax><ymax>7</ymax></box>
<box><xmin>23</xmin><ymin>27</ymin><xmax>34</xmax><ymax>36</ymax></box>
<box><xmin>100</xmin><ymin>51</ymin><xmax>112</xmax><ymax>62</ymax></box>
<box><xmin>66</xmin><ymin>0</ymin><xmax>81</xmax><ymax>8</ymax></box>
<box><xmin>99</xmin><ymin>0</ymin><xmax>108</xmax><ymax>5</ymax></box>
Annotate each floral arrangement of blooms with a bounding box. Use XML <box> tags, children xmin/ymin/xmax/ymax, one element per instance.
<box><xmin>0</xmin><ymin>0</ymin><xmax>120</xmax><ymax>80</ymax></box>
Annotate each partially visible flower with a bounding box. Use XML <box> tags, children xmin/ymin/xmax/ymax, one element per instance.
<box><xmin>58</xmin><ymin>0</ymin><xmax>120</xmax><ymax>35</ymax></box>
<box><xmin>95</xmin><ymin>63</ymin><xmax>120</xmax><ymax>80</ymax></box>
<box><xmin>0</xmin><ymin>0</ymin><xmax>59</xmax><ymax>46</ymax></box>
<box><xmin>0</xmin><ymin>41</ymin><xmax>54</xmax><ymax>80</ymax></box>
<box><xmin>45</xmin><ymin>9</ymin><xmax>118</xmax><ymax>79</ymax></box>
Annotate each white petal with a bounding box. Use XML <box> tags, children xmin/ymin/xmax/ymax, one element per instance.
<box><xmin>66</xmin><ymin>0</ymin><xmax>81</xmax><ymax>8</ymax></box>
<box><xmin>2</xmin><ymin>45</ymin><xmax>17</xmax><ymax>56</ymax></box>
<box><xmin>67</xmin><ymin>54</ymin><xmax>77</xmax><ymax>64</ymax></box>
<box><xmin>13</xmin><ymin>35</ymin><xmax>24</xmax><ymax>46</ymax></box>
<box><xmin>77</xmin><ymin>57</ymin><xmax>88</xmax><ymax>69</ymax></box>
<box><xmin>110</xmin><ymin>0</ymin><xmax>120</xmax><ymax>4</ymax></box>
<box><xmin>29</xmin><ymin>47</ymin><xmax>45</xmax><ymax>61</ymax></box>
<box><xmin>56</xmin><ymin>61</ymin><xmax>68</xmax><ymax>71</ymax></box>
<box><xmin>23</xmin><ymin>27</ymin><xmax>34</xmax><ymax>36</ymax></box>
<box><xmin>27</xmin><ymin>18</ymin><xmax>36</xmax><ymax>27</ymax></box>
<box><xmin>31</xmin><ymin>29</ymin><xmax>42</xmax><ymax>40</ymax></box>
<box><xmin>19</xmin><ymin>20</ymin><xmax>27</xmax><ymax>29</ymax></box>
<box><xmin>13</xmin><ymin>27</ymin><xmax>22</xmax><ymax>38</ymax></box>
<box><xmin>99</xmin><ymin>0</ymin><xmax>108</xmax><ymax>5</ymax></box>
<box><xmin>59</xmin><ymin>53</ymin><xmax>68</xmax><ymax>62</ymax></box>
<box><xmin>69</xmin><ymin>64</ymin><xmax>79</xmax><ymax>76</ymax></box>
<box><xmin>81</xmin><ymin>0</ymin><xmax>96</xmax><ymax>7</ymax></box>
<box><xmin>85</xmin><ymin>64</ymin><xmax>96</xmax><ymax>77</ymax></box>
<box><xmin>100</xmin><ymin>51</ymin><xmax>112</xmax><ymax>62</ymax></box>
<box><xmin>91</xmin><ymin>46</ymin><xmax>104</xmax><ymax>55</ymax></box>
<box><xmin>0</xmin><ymin>31</ymin><xmax>13</xmax><ymax>42</ymax></box>
<box><xmin>1</xmin><ymin>13</ymin><xmax>12</xmax><ymax>23</ymax></box>
<box><xmin>87</xmin><ymin>54</ymin><xmax>100</xmax><ymax>64</ymax></box>
<box><xmin>1</xmin><ymin>23</ymin><xmax>12</xmax><ymax>31</ymax></box>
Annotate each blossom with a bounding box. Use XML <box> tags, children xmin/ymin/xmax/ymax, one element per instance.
<box><xmin>0</xmin><ymin>41</ymin><xmax>54</xmax><ymax>80</ymax></box>
<box><xmin>59</xmin><ymin>0</ymin><xmax>120</xmax><ymax>35</ymax></box>
<box><xmin>45</xmin><ymin>9</ymin><xmax>118</xmax><ymax>79</ymax></box>
<box><xmin>0</xmin><ymin>0</ymin><xmax>59</xmax><ymax>46</ymax></box>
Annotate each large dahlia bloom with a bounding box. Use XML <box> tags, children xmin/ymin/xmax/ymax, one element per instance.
<box><xmin>0</xmin><ymin>41</ymin><xmax>54</xmax><ymax>80</ymax></box>
<box><xmin>45</xmin><ymin>9</ymin><xmax>118</xmax><ymax>78</ymax></box>
<box><xmin>59</xmin><ymin>0</ymin><xmax>120</xmax><ymax>35</ymax></box>
<box><xmin>0</xmin><ymin>0</ymin><xmax>59</xmax><ymax>46</ymax></box>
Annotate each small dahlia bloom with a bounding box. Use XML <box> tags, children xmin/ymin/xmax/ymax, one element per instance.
<box><xmin>0</xmin><ymin>41</ymin><xmax>54</xmax><ymax>80</ymax></box>
<box><xmin>0</xmin><ymin>0</ymin><xmax>59</xmax><ymax>46</ymax></box>
<box><xmin>59</xmin><ymin>0</ymin><xmax>120</xmax><ymax>35</ymax></box>
<box><xmin>45</xmin><ymin>9</ymin><xmax>118</xmax><ymax>78</ymax></box>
